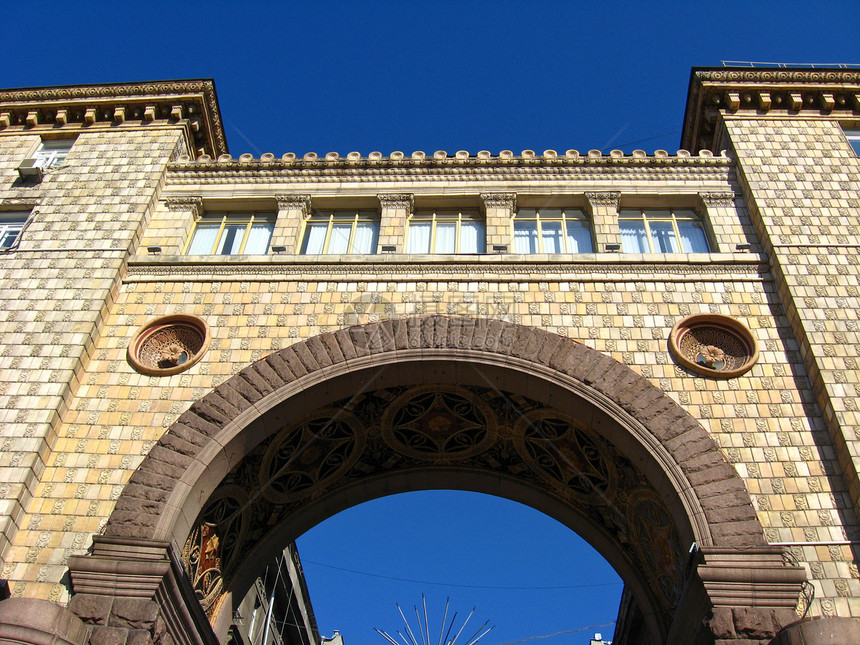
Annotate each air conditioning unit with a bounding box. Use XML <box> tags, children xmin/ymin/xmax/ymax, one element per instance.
<box><xmin>17</xmin><ymin>158</ymin><xmax>43</xmax><ymax>182</ymax></box>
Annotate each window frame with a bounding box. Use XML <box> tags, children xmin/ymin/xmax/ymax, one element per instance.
<box><xmin>618</xmin><ymin>207</ymin><xmax>711</xmax><ymax>254</ymax></box>
<box><xmin>184</xmin><ymin>211</ymin><xmax>275</xmax><ymax>255</ymax></box>
<box><xmin>0</xmin><ymin>212</ymin><xmax>29</xmax><ymax>250</ymax></box>
<box><xmin>513</xmin><ymin>207</ymin><xmax>594</xmax><ymax>254</ymax></box>
<box><xmin>406</xmin><ymin>209</ymin><xmax>486</xmax><ymax>254</ymax></box>
<box><xmin>300</xmin><ymin>210</ymin><xmax>380</xmax><ymax>255</ymax></box>
<box><xmin>33</xmin><ymin>139</ymin><xmax>75</xmax><ymax>169</ymax></box>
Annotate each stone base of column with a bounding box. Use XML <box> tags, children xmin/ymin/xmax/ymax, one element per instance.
<box><xmin>769</xmin><ymin>617</ymin><xmax>860</xmax><ymax>644</ymax></box>
<box><xmin>0</xmin><ymin>598</ymin><xmax>89</xmax><ymax>645</ymax></box>
<box><xmin>697</xmin><ymin>546</ymin><xmax>807</xmax><ymax>643</ymax></box>
<box><xmin>66</xmin><ymin>536</ymin><xmax>216</xmax><ymax>645</ymax></box>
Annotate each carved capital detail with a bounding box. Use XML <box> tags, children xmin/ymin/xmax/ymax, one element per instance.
<box><xmin>480</xmin><ymin>193</ymin><xmax>517</xmax><ymax>211</ymax></box>
<box><xmin>699</xmin><ymin>192</ymin><xmax>736</xmax><ymax>207</ymax></box>
<box><xmin>378</xmin><ymin>193</ymin><xmax>414</xmax><ymax>212</ymax></box>
<box><xmin>165</xmin><ymin>197</ymin><xmax>203</xmax><ymax>218</ymax></box>
<box><xmin>275</xmin><ymin>194</ymin><xmax>312</xmax><ymax>216</ymax></box>
<box><xmin>585</xmin><ymin>192</ymin><xmax>621</xmax><ymax>208</ymax></box>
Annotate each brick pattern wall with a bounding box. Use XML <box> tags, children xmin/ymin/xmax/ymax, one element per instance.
<box><xmin>1</xmin><ymin>142</ymin><xmax>857</xmax><ymax>622</ymax></box>
<box><xmin>0</xmin><ymin>128</ymin><xmax>184</xmax><ymax>603</ymax></box>
<box><xmin>726</xmin><ymin>117</ymin><xmax>860</xmax><ymax>619</ymax></box>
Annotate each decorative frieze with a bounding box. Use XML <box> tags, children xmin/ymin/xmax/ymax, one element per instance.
<box><xmin>165</xmin><ymin>197</ymin><xmax>203</xmax><ymax>219</ymax></box>
<box><xmin>699</xmin><ymin>192</ymin><xmax>736</xmax><ymax>207</ymax></box>
<box><xmin>585</xmin><ymin>191</ymin><xmax>622</xmax><ymax>209</ymax></box>
<box><xmin>480</xmin><ymin>193</ymin><xmax>517</xmax><ymax>210</ymax></box>
<box><xmin>377</xmin><ymin>193</ymin><xmax>414</xmax><ymax>212</ymax></box>
<box><xmin>275</xmin><ymin>194</ymin><xmax>312</xmax><ymax>216</ymax></box>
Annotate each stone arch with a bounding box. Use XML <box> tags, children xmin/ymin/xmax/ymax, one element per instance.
<box><xmin>72</xmin><ymin>316</ymin><xmax>805</xmax><ymax>645</ymax></box>
<box><xmin>108</xmin><ymin>316</ymin><xmax>758</xmax><ymax>547</ymax></box>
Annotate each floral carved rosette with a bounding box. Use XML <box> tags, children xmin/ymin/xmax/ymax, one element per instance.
<box><xmin>669</xmin><ymin>314</ymin><xmax>758</xmax><ymax>378</ymax></box>
<box><xmin>128</xmin><ymin>314</ymin><xmax>210</xmax><ymax>376</ymax></box>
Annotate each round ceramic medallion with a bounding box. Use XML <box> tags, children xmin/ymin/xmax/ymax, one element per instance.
<box><xmin>669</xmin><ymin>314</ymin><xmax>758</xmax><ymax>379</ymax></box>
<box><xmin>128</xmin><ymin>314</ymin><xmax>210</xmax><ymax>376</ymax></box>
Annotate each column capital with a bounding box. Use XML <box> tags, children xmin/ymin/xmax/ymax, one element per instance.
<box><xmin>165</xmin><ymin>196</ymin><xmax>203</xmax><ymax>218</ymax></box>
<box><xmin>377</xmin><ymin>193</ymin><xmax>414</xmax><ymax>212</ymax></box>
<box><xmin>698</xmin><ymin>192</ymin><xmax>736</xmax><ymax>207</ymax></box>
<box><xmin>585</xmin><ymin>191</ymin><xmax>621</xmax><ymax>208</ymax></box>
<box><xmin>275</xmin><ymin>194</ymin><xmax>312</xmax><ymax>216</ymax></box>
<box><xmin>480</xmin><ymin>193</ymin><xmax>517</xmax><ymax>211</ymax></box>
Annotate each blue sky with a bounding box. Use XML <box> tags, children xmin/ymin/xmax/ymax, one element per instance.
<box><xmin>4</xmin><ymin>2</ymin><xmax>858</xmax><ymax>643</ymax></box>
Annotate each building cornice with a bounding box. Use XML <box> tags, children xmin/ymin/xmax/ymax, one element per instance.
<box><xmin>0</xmin><ymin>80</ymin><xmax>227</xmax><ymax>158</ymax></box>
<box><xmin>125</xmin><ymin>256</ymin><xmax>768</xmax><ymax>281</ymax></box>
<box><xmin>165</xmin><ymin>151</ymin><xmax>733</xmax><ymax>185</ymax></box>
<box><xmin>681</xmin><ymin>67</ymin><xmax>860</xmax><ymax>153</ymax></box>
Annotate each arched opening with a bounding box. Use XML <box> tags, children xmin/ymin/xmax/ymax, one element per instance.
<box><xmin>295</xmin><ymin>490</ymin><xmax>624</xmax><ymax>645</ymax></box>
<box><xmin>77</xmin><ymin>318</ymin><xmax>803</xmax><ymax>645</ymax></box>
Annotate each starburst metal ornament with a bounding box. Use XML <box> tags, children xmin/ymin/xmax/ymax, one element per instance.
<box><xmin>375</xmin><ymin>597</ymin><xmax>494</xmax><ymax>645</ymax></box>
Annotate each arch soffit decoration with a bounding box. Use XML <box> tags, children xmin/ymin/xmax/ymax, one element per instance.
<box><xmin>108</xmin><ymin>316</ymin><xmax>763</xmax><ymax>554</ymax></box>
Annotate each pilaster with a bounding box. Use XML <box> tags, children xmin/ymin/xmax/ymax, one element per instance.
<box><xmin>585</xmin><ymin>191</ymin><xmax>621</xmax><ymax>251</ymax></box>
<box><xmin>377</xmin><ymin>193</ymin><xmax>413</xmax><ymax>253</ymax></box>
<box><xmin>271</xmin><ymin>194</ymin><xmax>311</xmax><ymax>253</ymax></box>
<box><xmin>480</xmin><ymin>193</ymin><xmax>516</xmax><ymax>252</ymax></box>
<box><xmin>698</xmin><ymin>191</ymin><xmax>739</xmax><ymax>253</ymax></box>
<box><xmin>144</xmin><ymin>197</ymin><xmax>203</xmax><ymax>255</ymax></box>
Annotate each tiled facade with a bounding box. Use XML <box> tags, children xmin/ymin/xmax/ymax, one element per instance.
<box><xmin>0</xmin><ymin>71</ymin><xmax>858</xmax><ymax>644</ymax></box>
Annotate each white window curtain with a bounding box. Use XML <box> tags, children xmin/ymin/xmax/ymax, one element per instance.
<box><xmin>541</xmin><ymin>220</ymin><xmax>563</xmax><ymax>253</ymax></box>
<box><xmin>460</xmin><ymin>221</ymin><xmax>484</xmax><ymax>253</ymax></box>
<box><xmin>188</xmin><ymin>224</ymin><xmax>220</xmax><ymax>255</ymax></box>
<box><xmin>514</xmin><ymin>221</ymin><xmax>538</xmax><ymax>253</ymax></box>
<box><xmin>353</xmin><ymin>222</ymin><xmax>378</xmax><ymax>253</ymax></box>
<box><xmin>302</xmin><ymin>223</ymin><xmax>328</xmax><ymax>254</ymax></box>
<box><xmin>328</xmin><ymin>223</ymin><xmax>352</xmax><ymax>254</ymax></box>
<box><xmin>620</xmin><ymin>221</ymin><xmax>649</xmax><ymax>253</ymax></box>
<box><xmin>566</xmin><ymin>221</ymin><xmax>593</xmax><ymax>253</ymax></box>
<box><xmin>677</xmin><ymin>220</ymin><xmax>709</xmax><ymax>252</ymax></box>
<box><xmin>407</xmin><ymin>222</ymin><xmax>432</xmax><ymax>253</ymax></box>
<box><xmin>217</xmin><ymin>224</ymin><xmax>245</xmax><ymax>255</ymax></box>
<box><xmin>648</xmin><ymin>221</ymin><xmax>680</xmax><ymax>253</ymax></box>
<box><xmin>435</xmin><ymin>222</ymin><xmax>457</xmax><ymax>253</ymax></box>
<box><xmin>245</xmin><ymin>222</ymin><xmax>273</xmax><ymax>254</ymax></box>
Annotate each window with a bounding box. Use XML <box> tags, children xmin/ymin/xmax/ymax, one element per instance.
<box><xmin>33</xmin><ymin>139</ymin><xmax>74</xmax><ymax>169</ymax></box>
<box><xmin>301</xmin><ymin>211</ymin><xmax>379</xmax><ymax>254</ymax></box>
<box><xmin>0</xmin><ymin>212</ymin><xmax>28</xmax><ymax>249</ymax></box>
<box><xmin>186</xmin><ymin>212</ymin><xmax>274</xmax><ymax>255</ymax></box>
<box><xmin>845</xmin><ymin>129</ymin><xmax>860</xmax><ymax>156</ymax></box>
<box><xmin>619</xmin><ymin>208</ymin><xmax>710</xmax><ymax>253</ymax></box>
<box><xmin>513</xmin><ymin>208</ymin><xmax>594</xmax><ymax>253</ymax></box>
<box><xmin>407</xmin><ymin>210</ymin><xmax>485</xmax><ymax>254</ymax></box>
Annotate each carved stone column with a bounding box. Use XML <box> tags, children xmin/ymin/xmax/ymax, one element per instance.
<box><xmin>155</xmin><ymin>197</ymin><xmax>203</xmax><ymax>255</ymax></box>
<box><xmin>585</xmin><ymin>192</ymin><xmax>621</xmax><ymax>251</ymax></box>
<box><xmin>273</xmin><ymin>194</ymin><xmax>312</xmax><ymax>253</ymax></box>
<box><xmin>480</xmin><ymin>193</ymin><xmax>516</xmax><ymax>253</ymax></box>
<box><xmin>67</xmin><ymin>536</ymin><xmax>217</xmax><ymax>645</ymax></box>
<box><xmin>377</xmin><ymin>193</ymin><xmax>413</xmax><ymax>253</ymax></box>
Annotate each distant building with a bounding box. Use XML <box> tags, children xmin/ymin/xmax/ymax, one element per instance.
<box><xmin>0</xmin><ymin>67</ymin><xmax>858</xmax><ymax>644</ymax></box>
<box><xmin>229</xmin><ymin>544</ymin><xmax>319</xmax><ymax>645</ymax></box>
